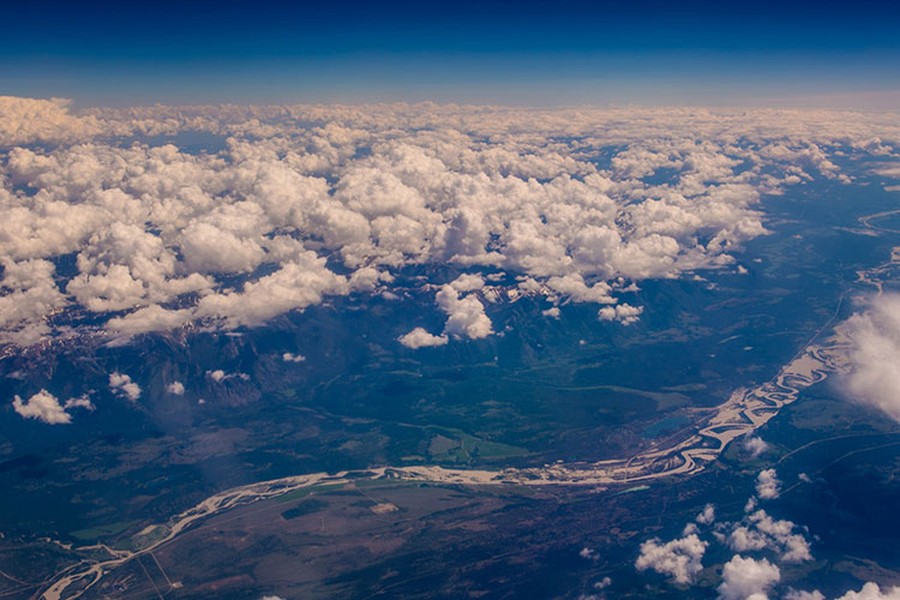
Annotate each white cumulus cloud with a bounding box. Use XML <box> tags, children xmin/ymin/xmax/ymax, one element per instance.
<box><xmin>792</xmin><ymin>584</ymin><xmax>900</xmax><ymax>600</ymax></box>
<box><xmin>12</xmin><ymin>389</ymin><xmax>94</xmax><ymax>424</ymax></box>
<box><xmin>109</xmin><ymin>372</ymin><xmax>141</xmax><ymax>401</ymax></box>
<box><xmin>398</xmin><ymin>327</ymin><xmax>449</xmax><ymax>349</ymax></box>
<box><xmin>717</xmin><ymin>555</ymin><xmax>780</xmax><ymax>600</ymax></box>
<box><xmin>436</xmin><ymin>284</ymin><xmax>493</xmax><ymax>340</ymax></box>
<box><xmin>727</xmin><ymin>509</ymin><xmax>812</xmax><ymax>563</ymax></box>
<box><xmin>835</xmin><ymin>583</ymin><xmax>900</xmax><ymax>600</ymax></box>
<box><xmin>696</xmin><ymin>503</ymin><xmax>716</xmax><ymax>525</ymax></box>
<box><xmin>755</xmin><ymin>469</ymin><xmax>781</xmax><ymax>500</ymax></box>
<box><xmin>166</xmin><ymin>381</ymin><xmax>185</xmax><ymax>395</ymax></box>
<box><xmin>839</xmin><ymin>294</ymin><xmax>900</xmax><ymax>422</ymax></box>
<box><xmin>598</xmin><ymin>303</ymin><xmax>643</xmax><ymax>325</ymax></box>
<box><xmin>785</xmin><ymin>591</ymin><xmax>826</xmax><ymax>600</ymax></box>
<box><xmin>0</xmin><ymin>96</ymin><xmax>102</xmax><ymax>146</ymax></box>
<box><xmin>635</xmin><ymin>533</ymin><xmax>708</xmax><ymax>585</ymax></box>
<box><xmin>743</xmin><ymin>436</ymin><xmax>770</xmax><ymax>458</ymax></box>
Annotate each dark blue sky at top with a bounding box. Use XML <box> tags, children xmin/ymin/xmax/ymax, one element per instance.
<box><xmin>3</xmin><ymin>0</ymin><xmax>899</xmax><ymax>106</ymax></box>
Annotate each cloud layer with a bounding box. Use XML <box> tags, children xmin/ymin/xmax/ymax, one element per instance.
<box><xmin>0</xmin><ymin>96</ymin><xmax>103</xmax><ymax>146</ymax></box>
<box><xmin>1</xmin><ymin>97</ymin><xmax>899</xmax><ymax>348</ymax></box>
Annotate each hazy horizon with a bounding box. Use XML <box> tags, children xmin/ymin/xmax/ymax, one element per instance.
<box><xmin>4</xmin><ymin>0</ymin><xmax>899</xmax><ymax>109</ymax></box>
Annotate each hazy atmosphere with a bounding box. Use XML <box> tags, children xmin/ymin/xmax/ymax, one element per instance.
<box><xmin>1</xmin><ymin>2</ymin><xmax>899</xmax><ymax>599</ymax></box>
<box><xmin>4</xmin><ymin>0</ymin><xmax>900</xmax><ymax>107</ymax></box>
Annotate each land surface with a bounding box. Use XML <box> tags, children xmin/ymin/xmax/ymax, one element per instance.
<box><xmin>2</xmin><ymin>158</ymin><xmax>900</xmax><ymax>599</ymax></box>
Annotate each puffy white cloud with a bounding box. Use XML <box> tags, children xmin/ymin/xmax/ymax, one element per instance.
<box><xmin>743</xmin><ymin>436</ymin><xmax>770</xmax><ymax>458</ymax></box>
<box><xmin>67</xmin><ymin>264</ymin><xmax>146</xmax><ymax>313</ymax></box>
<box><xmin>745</xmin><ymin>496</ymin><xmax>759</xmax><ymax>513</ymax></box>
<box><xmin>835</xmin><ymin>583</ymin><xmax>900</xmax><ymax>600</ymax></box>
<box><xmin>195</xmin><ymin>256</ymin><xmax>349</xmax><ymax>328</ymax></box>
<box><xmin>839</xmin><ymin>294</ymin><xmax>900</xmax><ymax>422</ymax></box>
<box><xmin>282</xmin><ymin>352</ymin><xmax>306</xmax><ymax>363</ymax></box>
<box><xmin>728</xmin><ymin>524</ymin><xmax>772</xmax><ymax>553</ymax></box>
<box><xmin>546</xmin><ymin>274</ymin><xmax>614</xmax><ymax>304</ymax></box>
<box><xmin>579</xmin><ymin>547</ymin><xmax>600</xmax><ymax>561</ymax></box>
<box><xmin>12</xmin><ymin>391</ymin><xmax>68</xmax><ymax>424</ymax></box>
<box><xmin>179</xmin><ymin>221</ymin><xmax>266</xmax><ymax>274</ymax></box>
<box><xmin>542</xmin><ymin>306</ymin><xmax>561</xmax><ymax>318</ymax></box>
<box><xmin>635</xmin><ymin>533</ymin><xmax>708</xmax><ymax>585</ymax></box>
<box><xmin>348</xmin><ymin>266</ymin><xmax>386</xmax><ymax>292</ymax></box>
<box><xmin>788</xmin><ymin>584</ymin><xmax>900</xmax><ymax>600</ymax></box>
<box><xmin>0</xmin><ymin>198</ymin><xmax>111</xmax><ymax>263</ymax></box>
<box><xmin>436</xmin><ymin>285</ymin><xmax>492</xmax><ymax>340</ymax></box>
<box><xmin>0</xmin><ymin>259</ymin><xmax>67</xmax><ymax>345</ymax></box>
<box><xmin>64</xmin><ymin>396</ymin><xmax>94</xmax><ymax>410</ymax></box>
<box><xmin>166</xmin><ymin>381</ymin><xmax>185</xmax><ymax>395</ymax></box>
<box><xmin>398</xmin><ymin>327</ymin><xmax>449</xmax><ymax>349</ymax></box>
<box><xmin>65</xmin><ymin>221</ymin><xmax>206</xmax><ymax>313</ymax></box>
<box><xmin>0</xmin><ymin>97</ymin><xmax>101</xmax><ymax>146</ymax></box>
<box><xmin>598</xmin><ymin>303</ymin><xmax>643</xmax><ymax>325</ymax></box>
<box><xmin>449</xmin><ymin>273</ymin><xmax>485</xmax><ymax>293</ymax></box>
<box><xmin>109</xmin><ymin>372</ymin><xmax>141</xmax><ymax>401</ymax></box>
<box><xmin>784</xmin><ymin>591</ymin><xmax>826</xmax><ymax>600</ymax></box>
<box><xmin>717</xmin><ymin>555</ymin><xmax>780</xmax><ymax>600</ymax></box>
<box><xmin>727</xmin><ymin>509</ymin><xmax>812</xmax><ymax>563</ymax></box>
<box><xmin>594</xmin><ymin>577</ymin><xmax>612</xmax><ymax>590</ymax></box>
<box><xmin>106</xmin><ymin>305</ymin><xmax>193</xmax><ymax>338</ymax></box>
<box><xmin>756</xmin><ymin>469</ymin><xmax>781</xmax><ymax>500</ymax></box>
<box><xmin>12</xmin><ymin>389</ymin><xmax>94</xmax><ymax>424</ymax></box>
<box><xmin>696</xmin><ymin>503</ymin><xmax>716</xmax><ymax>525</ymax></box>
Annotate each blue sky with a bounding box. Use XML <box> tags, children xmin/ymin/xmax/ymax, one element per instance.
<box><xmin>3</xmin><ymin>0</ymin><xmax>899</xmax><ymax>107</ymax></box>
